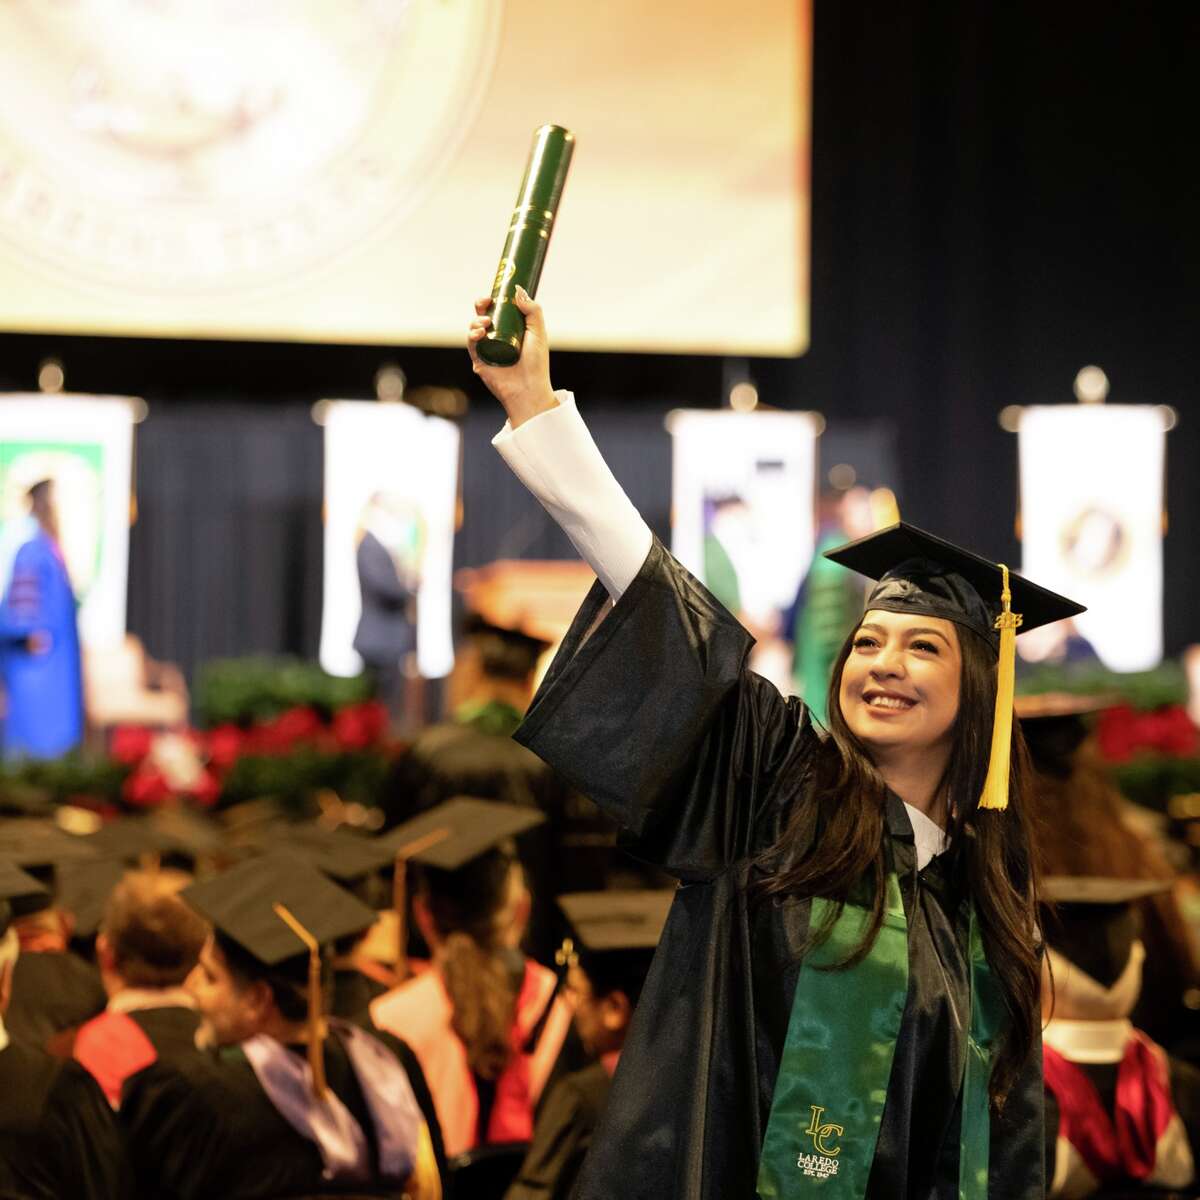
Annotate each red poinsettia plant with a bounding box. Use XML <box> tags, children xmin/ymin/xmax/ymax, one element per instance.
<box><xmin>1094</xmin><ymin>703</ymin><xmax>1200</xmax><ymax>764</ymax></box>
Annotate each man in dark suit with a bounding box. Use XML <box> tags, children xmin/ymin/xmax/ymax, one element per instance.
<box><xmin>353</xmin><ymin>492</ymin><xmax>420</xmax><ymax>723</ymax></box>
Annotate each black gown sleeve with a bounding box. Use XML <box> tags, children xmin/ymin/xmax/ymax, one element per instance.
<box><xmin>504</xmin><ymin>1072</ymin><xmax>596</xmax><ymax>1200</ymax></box>
<box><xmin>45</xmin><ymin>1061</ymin><xmax>133</xmax><ymax>1200</ymax></box>
<box><xmin>987</xmin><ymin>1039</ymin><xmax>1046</xmax><ymax>1200</ymax></box>
<box><xmin>515</xmin><ymin>539</ymin><xmax>817</xmax><ymax>879</ymax></box>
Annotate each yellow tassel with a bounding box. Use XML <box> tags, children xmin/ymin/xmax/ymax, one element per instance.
<box><xmin>977</xmin><ymin>564</ymin><xmax>1023</xmax><ymax>812</ymax></box>
<box><xmin>273</xmin><ymin>902</ymin><xmax>327</xmax><ymax>1100</ymax></box>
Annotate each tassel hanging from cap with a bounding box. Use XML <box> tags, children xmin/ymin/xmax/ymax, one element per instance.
<box><xmin>273</xmin><ymin>902</ymin><xmax>327</xmax><ymax>1100</ymax></box>
<box><xmin>978</xmin><ymin>564</ymin><xmax>1023</xmax><ymax>812</ymax></box>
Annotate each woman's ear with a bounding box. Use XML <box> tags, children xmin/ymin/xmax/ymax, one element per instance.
<box><xmin>601</xmin><ymin>989</ymin><xmax>633</xmax><ymax>1033</ymax></box>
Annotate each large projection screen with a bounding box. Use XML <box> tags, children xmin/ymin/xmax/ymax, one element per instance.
<box><xmin>0</xmin><ymin>1</ymin><xmax>811</xmax><ymax>356</ymax></box>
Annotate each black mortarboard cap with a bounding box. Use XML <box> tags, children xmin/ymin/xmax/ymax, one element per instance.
<box><xmin>1041</xmin><ymin>875</ymin><xmax>1171</xmax><ymax>988</ymax></box>
<box><xmin>375</xmin><ymin>798</ymin><xmax>546</xmax><ymax>871</ymax></box>
<box><xmin>180</xmin><ymin>852</ymin><xmax>377</xmax><ymax>970</ymax></box>
<box><xmin>266</xmin><ymin>823</ymin><xmax>395</xmax><ymax>885</ymax></box>
<box><xmin>557</xmin><ymin>890</ymin><xmax>674</xmax><ymax>953</ymax></box>
<box><xmin>0</xmin><ymin>858</ymin><xmax>51</xmax><ymax>922</ymax></box>
<box><xmin>557</xmin><ymin>890</ymin><xmax>673</xmax><ymax>1002</ymax></box>
<box><xmin>824</xmin><ymin>522</ymin><xmax>1085</xmax><ymax>647</ymax></box>
<box><xmin>57</xmin><ymin>858</ymin><xmax>129</xmax><ymax>939</ymax></box>
<box><xmin>0</xmin><ymin>818</ymin><xmax>100</xmax><ymax>880</ymax></box>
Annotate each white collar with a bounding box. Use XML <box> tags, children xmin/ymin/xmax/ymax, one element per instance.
<box><xmin>108</xmin><ymin>987</ymin><xmax>197</xmax><ymax>1015</ymax></box>
<box><xmin>1043</xmin><ymin>1017</ymin><xmax>1134</xmax><ymax>1065</ymax></box>
<box><xmin>904</xmin><ymin>802</ymin><xmax>950</xmax><ymax>870</ymax></box>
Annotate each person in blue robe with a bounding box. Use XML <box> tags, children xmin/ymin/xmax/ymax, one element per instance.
<box><xmin>0</xmin><ymin>479</ymin><xmax>84</xmax><ymax>760</ymax></box>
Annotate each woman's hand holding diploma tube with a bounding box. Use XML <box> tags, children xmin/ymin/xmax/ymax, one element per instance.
<box><xmin>468</xmin><ymin>287</ymin><xmax>558</xmax><ymax>429</ymax></box>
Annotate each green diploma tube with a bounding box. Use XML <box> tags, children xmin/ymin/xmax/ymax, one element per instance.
<box><xmin>477</xmin><ymin>124</ymin><xmax>575</xmax><ymax>367</ymax></box>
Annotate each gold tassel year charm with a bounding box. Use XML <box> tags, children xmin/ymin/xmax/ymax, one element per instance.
<box><xmin>977</xmin><ymin>564</ymin><xmax>1023</xmax><ymax>812</ymax></box>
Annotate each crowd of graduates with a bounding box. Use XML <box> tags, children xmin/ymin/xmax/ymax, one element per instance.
<box><xmin>0</xmin><ymin>614</ymin><xmax>1198</xmax><ymax>1199</ymax></box>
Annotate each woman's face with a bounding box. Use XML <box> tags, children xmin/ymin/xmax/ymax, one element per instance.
<box><xmin>837</xmin><ymin>610</ymin><xmax>962</xmax><ymax>760</ymax></box>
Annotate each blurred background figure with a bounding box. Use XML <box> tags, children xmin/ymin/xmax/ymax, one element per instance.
<box><xmin>1040</xmin><ymin>877</ymin><xmax>1199</xmax><ymax>1197</ymax></box>
<box><xmin>0</xmin><ymin>859</ymin><xmax>131</xmax><ymax>1199</ymax></box>
<box><xmin>70</xmin><ymin>869</ymin><xmax>207</xmax><ymax>1108</ymax></box>
<box><xmin>787</xmin><ymin>485</ymin><xmax>874</xmax><ymax>724</ymax></box>
<box><xmin>506</xmin><ymin>890</ymin><xmax>672</xmax><ymax>1200</ymax></box>
<box><xmin>354</xmin><ymin>490</ymin><xmax>424</xmax><ymax>728</ymax></box>
<box><xmin>0</xmin><ymin>820</ymin><xmax>106</xmax><ymax>1050</ymax></box>
<box><xmin>123</xmin><ymin>853</ymin><xmax>444</xmax><ymax>1200</ymax></box>
<box><xmin>373</xmin><ymin>800</ymin><xmax>572</xmax><ymax>1162</ymax></box>
<box><xmin>0</xmin><ymin>479</ymin><xmax>84</xmax><ymax>761</ymax></box>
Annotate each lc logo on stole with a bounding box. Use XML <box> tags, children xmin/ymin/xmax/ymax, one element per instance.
<box><xmin>797</xmin><ymin>1105</ymin><xmax>842</xmax><ymax>1179</ymax></box>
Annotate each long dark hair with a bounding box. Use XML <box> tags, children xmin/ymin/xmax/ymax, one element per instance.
<box><xmin>417</xmin><ymin>848</ymin><xmax>520</xmax><ymax>1083</ymax></box>
<box><xmin>756</xmin><ymin>622</ymin><xmax>1041</xmax><ymax>1106</ymax></box>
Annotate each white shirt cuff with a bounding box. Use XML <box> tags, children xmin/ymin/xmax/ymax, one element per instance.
<box><xmin>492</xmin><ymin>391</ymin><xmax>653</xmax><ymax>600</ymax></box>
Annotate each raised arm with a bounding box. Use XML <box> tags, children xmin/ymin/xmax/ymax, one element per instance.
<box><xmin>468</xmin><ymin>289</ymin><xmax>650</xmax><ymax>600</ymax></box>
<box><xmin>467</xmin><ymin>293</ymin><xmax>815</xmax><ymax>878</ymax></box>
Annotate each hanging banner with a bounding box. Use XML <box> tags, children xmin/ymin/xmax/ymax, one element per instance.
<box><xmin>319</xmin><ymin>402</ymin><xmax>459</xmax><ymax>680</ymax></box>
<box><xmin>1018</xmin><ymin>404</ymin><xmax>1168</xmax><ymax>672</ymax></box>
<box><xmin>667</xmin><ymin>409</ymin><xmax>820</xmax><ymax>691</ymax></box>
<box><xmin>0</xmin><ymin>394</ymin><xmax>136</xmax><ymax>647</ymax></box>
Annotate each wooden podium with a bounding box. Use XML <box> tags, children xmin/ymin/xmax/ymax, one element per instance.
<box><xmin>454</xmin><ymin>559</ymin><xmax>597</xmax><ymax>646</ymax></box>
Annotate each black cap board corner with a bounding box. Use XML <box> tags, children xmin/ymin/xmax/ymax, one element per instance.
<box><xmin>0</xmin><ymin>859</ymin><xmax>51</xmax><ymax>920</ymax></box>
<box><xmin>180</xmin><ymin>851</ymin><xmax>377</xmax><ymax>969</ymax></box>
<box><xmin>376</xmin><ymin>797</ymin><xmax>546</xmax><ymax>871</ymax></box>
<box><xmin>557</xmin><ymin>889</ymin><xmax>674</xmax><ymax>954</ymax></box>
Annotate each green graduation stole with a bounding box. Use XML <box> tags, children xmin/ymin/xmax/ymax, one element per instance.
<box><xmin>756</xmin><ymin>874</ymin><xmax>1004</xmax><ymax>1198</ymax></box>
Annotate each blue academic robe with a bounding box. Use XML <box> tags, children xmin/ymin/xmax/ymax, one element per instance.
<box><xmin>0</xmin><ymin>528</ymin><xmax>84</xmax><ymax>760</ymax></box>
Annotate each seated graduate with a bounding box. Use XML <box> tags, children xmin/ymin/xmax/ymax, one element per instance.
<box><xmin>466</xmin><ymin>291</ymin><xmax>1085</xmax><ymax>1199</ymax></box>
<box><xmin>0</xmin><ymin>859</ymin><xmax>132</xmax><ymax>1200</ymax></box>
<box><xmin>72</xmin><ymin>868</ymin><xmax>208</xmax><ymax>1107</ymax></box>
<box><xmin>372</xmin><ymin>798</ymin><xmax>573</xmax><ymax>1159</ymax></box>
<box><xmin>121</xmin><ymin>852</ymin><xmax>443</xmax><ymax>1200</ymax></box>
<box><xmin>506</xmin><ymin>890</ymin><xmax>673</xmax><ymax>1200</ymax></box>
<box><xmin>1041</xmin><ymin>875</ymin><xmax>1200</xmax><ymax>1197</ymax></box>
<box><xmin>0</xmin><ymin>819</ymin><xmax>107</xmax><ymax>1049</ymax></box>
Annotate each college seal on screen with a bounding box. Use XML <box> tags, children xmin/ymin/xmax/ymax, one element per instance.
<box><xmin>0</xmin><ymin>0</ymin><xmax>500</xmax><ymax>294</ymax></box>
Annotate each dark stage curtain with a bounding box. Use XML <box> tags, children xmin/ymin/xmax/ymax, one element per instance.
<box><xmin>127</xmin><ymin>404</ymin><xmax>325</xmax><ymax>685</ymax></box>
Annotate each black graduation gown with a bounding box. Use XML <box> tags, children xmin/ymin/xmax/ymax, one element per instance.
<box><xmin>505</xmin><ymin>1060</ymin><xmax>613</xmax><ymax>1200</ymax></box>
<box><xmin>5</xmin><ymin>948</ymin><xmax>106</xmax><ymax>1049</ymax></box>
<box><xmin>121</xmin><ymin>1028</ymin><xmax>433</xmax><ymax>1200</ymax></box>
<box><xmin>514</xmin><ymin>539</ymin><xmax>1045</xmax><ymax>1200</ymax></box>
<box><xmin>0</xmin><ymin>1040</ymin><xmax>132</xmax><ymax>1200</ymax></box>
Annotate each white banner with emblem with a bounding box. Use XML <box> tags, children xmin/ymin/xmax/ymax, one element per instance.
<box><xmin>319</xmin><ymin>401</ymin><xmax>459</xmax><ymax>680</ymax></box>
<box><xmin>1018</xmin><ymin>404</ymin><xmax>1168</xmax><ymax>672</ymax></box>
<box><xmin>0</xmin><ymin>393</ymin><xmax>136</xmax><ymax>647</ymax></box>
<box><xmin>666</xmin><ymin>408</ymin><xmax>820</xmax><ymax>691</ymax></box>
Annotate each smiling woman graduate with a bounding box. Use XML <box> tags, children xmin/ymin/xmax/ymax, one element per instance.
<box><xmin>466</xmin><ymin>291</ymin><xmax>1085</xmax><ymax>1200</ymax></box>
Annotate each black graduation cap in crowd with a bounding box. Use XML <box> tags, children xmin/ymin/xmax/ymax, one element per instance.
<box><xmin>57</xmin><ymin>858</ymin><xmax>129</xmax><ymax>939</ymax></box>
<box><xmin>826</xmin><ymin>522</ymin><xmax>1086</xmax><ymax>812</ymax></box>
<box><xmin>180</xmin><ymin>851</ymin><xmax>378</xmax><ymax>971</ymax></box>
<box><xmin>1041</xmin><ymin>875</ymin><xmax>1171</xmax><ymax>989</ymax></box>
<box><xmin>376</xmin><ymin>797</ymin><xmax>546</xmax><ymax>870</ymax></box>
<box><xmin>257</xmin><ymin>823</ymin><xmax>395</xmax><ymax>887</ymax></box>
<box><xmin>1014</xmin><ymin>693</ymin><xmax>1114</xmax><ymax>778</ymax></box>
<box><xmin>462</xmin><ymin>612</ymin><xmax>551</xmax><ymax>682</ymax></box>
<box><xmin>554</xmin><ymin>890</ymin><xmax>673</xmax><ymax>1010</ymax></box>
<box><xmin>0</xmin><ymin>818</ymin><xmax>100</xmax><ymax>888</ymax></box>
<box><xmin>0</xmin><ymin>858</ymin><xmax>51</xmax><ymax>925</ymax></box>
